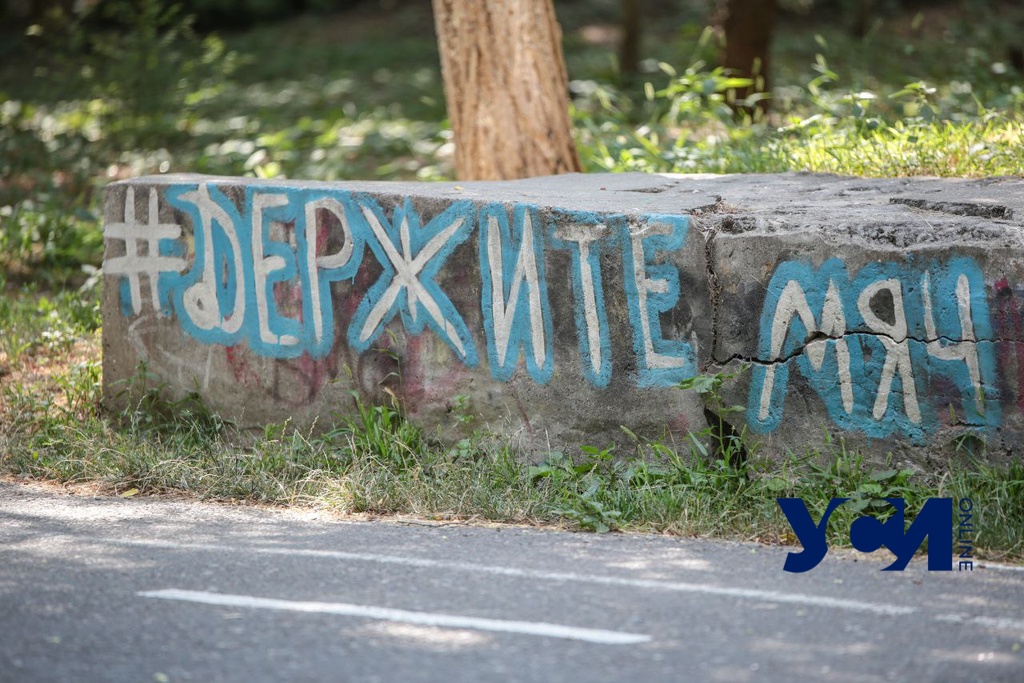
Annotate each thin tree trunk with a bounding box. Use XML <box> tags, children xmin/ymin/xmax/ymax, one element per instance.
<box><xmin>620</xmin><ymin>0</ymin><xmax>641</xmax><ymax>78</ymax></box>
<box><xmin>719</xmin><ymin>0</ymin><xmax>776</xmax><ymax>115</ymax></box>
<box><xmin>849</xmin><ymin>0</ymin><xmax>876</xmax><ymax>39</ymax></box>
<box><xmin>432</xmin><ymin>0</ymin><xmax>582</xmax><ymax>181</ymax></box>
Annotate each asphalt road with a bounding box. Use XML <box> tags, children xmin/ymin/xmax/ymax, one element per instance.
<box><xmin>1</xmin><ymin>480</ymin><xmax>1022</xmax><ymax>683</ymax></box>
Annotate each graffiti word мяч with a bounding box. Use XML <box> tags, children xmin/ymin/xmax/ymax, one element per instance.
<box><xmin>105</xmin><ymin>184</ymin><xmax>697</xmax><ymax>388</ymax></box>
<box><xmin>748</xmin><ymin>258</ymin><xmax>1001</xmax><ymax>441</ymax></box>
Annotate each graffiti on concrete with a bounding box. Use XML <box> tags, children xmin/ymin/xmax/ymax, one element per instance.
<box><xmin>104</xmin><ymin>187</ymin><xmax>188</xmax><ymax>316</ymax></box>
<box><xmin>550</xmin><ymin>209</ymin><xmax>696</xmax><ymax>388</ymax></box>
<box><xmin>748</xmin><ymin>257</ymin><xmax>1001</xmax><ymax>441</ymax></box>
<box><xmin>108</xmin><ymin>183</ymin><xmax>1007</xmax><ymax>441</ymax></box>
<box><xmin>107</xmin><ymin>183</ymin><xmax>698</xmax><ymax>389</ymax></box>
<box><xmin>480</xmin><ymin>203</ymin><xmax>552</xmax><ymax>383</ymax></box>
<box><xmin>992</xmin><ymin>278</ymin><xmax>1024</xmax><ymax>415</ymax></box>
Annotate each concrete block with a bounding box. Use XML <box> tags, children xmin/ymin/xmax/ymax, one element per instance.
<box><xmin>102</xmin><ymin>172</ymin><xmax>1024</xmax><ymax>463</ymax></box>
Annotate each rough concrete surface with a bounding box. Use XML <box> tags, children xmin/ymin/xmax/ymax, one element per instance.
<box><xmin>102</xmin><ymin>172</ymin><xmax>1024</xmax><ymax>464</ymax></box>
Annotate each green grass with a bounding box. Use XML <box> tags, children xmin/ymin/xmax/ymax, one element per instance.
<box><xmin>1</xmin><ymin>1</ymin><xmax>1023</xmax><ymax>558</ymax></box>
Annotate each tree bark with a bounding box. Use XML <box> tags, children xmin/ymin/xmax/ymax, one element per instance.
<box><xmin>620</xmin><ymin>0</ymin><xmax>641</xmax><ymax>78</ymax></box>
<box><xmin>718</xmin><ymin>0</ymin><xmax>776</xmax><ymax>115</ymax></box>
<box><xmin>849</xmin><ymin>0</ymin><xmax>876</xmax><ymax>39</ymax></box>
<box><xmin>432</xmin><ymin>0</ymin><xmax>582</xmax><ymax>181</ymax></box>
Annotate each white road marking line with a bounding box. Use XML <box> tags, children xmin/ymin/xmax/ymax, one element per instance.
<box><xmin>978</xmin><ymin>562</ymin><xmax>1024</xmax><ymax>573</ymax></box>
<box><xmin>935</xmin><ymin>613</ymin><xmax>1024</xmax><ymax>632</ymax></box>
<box><xmin>138</xmin><ymin>589</ymin><xmax>651</xmax><ymax>645</ymax></box>
<box><xmin>102</xmin><ymin>537</ymin><xmax>913</xmax><ymax>616</ymax></box>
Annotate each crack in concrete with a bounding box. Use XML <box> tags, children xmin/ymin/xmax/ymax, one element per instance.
<box><xmin>713</xmin><ymin>330</ymin><xmax>998</xmax><ymax>368</ymax></box>
<box><xmin>624</xmin><ymin>179</ymin><xmax>688</xmax><ymax>195</ymax></box>
<box><xmin>695</xmin><ymin>215</ymin><xmax>724</xmax><ymax>373</ymax></box>
<box><xmin>624</xmin><ymin>184</ymin><xmax>673</xmax><ymax>194</ymax></box>
<box><xmin>689</xmin><ymin>196</ymin><xmax>737</xmax><ymax>216</ymax></box>
<box><xmin>890</xmin><ymin>197</ymin><xmax>1014</xmax><ymax>220</ymax></box>
<box><xmin>697</xmin><ymin>214</ymin><xmax>1012</xmax><ymax>373</ymax></box>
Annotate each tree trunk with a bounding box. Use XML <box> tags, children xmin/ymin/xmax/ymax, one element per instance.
<box><xmin>849</xmin><ymin>0</ymin><xmax>876</xmax><ymax>39</ymax></box>
<box><xmin>719</xmin><ymin>0</ymin><xmax>776</xmax><ymax>115</ymax></box>
<box><xmin>620</xmin><ymin>0</ymin><xmax>641</xmax><ymax>78</ymax></box>
<box><xmin>432</xmin><ymin>0</ymin><xmax>582</xmax><ymax>181</ymax></box>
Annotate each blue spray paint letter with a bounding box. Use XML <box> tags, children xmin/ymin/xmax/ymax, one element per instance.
<box><xmin>479</xmin><ymin>204</ymin><xmax>553</xmax><ymax>383</ymax></box>
<box><xmin>550</xmin><ymin>211</ymin><xmax>616</xmax><ymax>387</ymax></box>
<box><xmin>622</xmin><ymin>214</ymin><xmax>697</xmax><ymax>387</ymax></box>
<box><xmin>749</xmin><ymin>257</ymin><xmax>1000</xmax><ymax>439</ymax></box>
<box><xmin>169</xmin><ymin>184</ymin><xmax>248</xmax><ymax>345</ymax></box>
<box><xmin>296</xmin><ymin>192</ymin><xmax>366</xmax><ymax>358</ymax></box>
<box><xmin>349</xmin><ymin>197</ymin><xmax>478</xmax><ymax>365</ymax></box>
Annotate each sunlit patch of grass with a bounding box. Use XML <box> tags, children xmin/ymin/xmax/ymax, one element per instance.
<box><xmin>573</xmin><ymin>63</ymin><xmax>1024</xmax><ymax>178</ymax></box>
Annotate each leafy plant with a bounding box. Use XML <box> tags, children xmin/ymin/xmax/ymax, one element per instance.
<box><xmin>677</xmin><ymin>366</ymin><xmax>751</xmax><ymax>468</ymax></box>
<box><xmin>553</xmin><ymin>485</ymin><xmax>623</xmax><ymax>533</ymax></box>
<box><xmin>340</xmin><ymin>390</ymin><xmax>424</xmax><ymax>471</ymax></box>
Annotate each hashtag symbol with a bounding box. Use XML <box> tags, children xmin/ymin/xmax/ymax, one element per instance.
<box><xmin>105</xmin><ymin>187</ymin><xmax>188</xmax><ymax>316</ymax></box>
